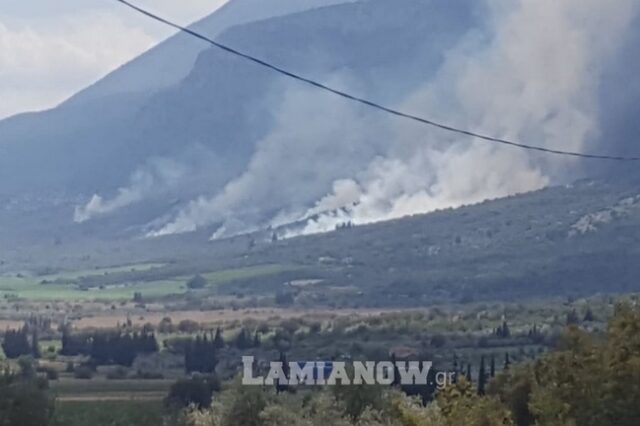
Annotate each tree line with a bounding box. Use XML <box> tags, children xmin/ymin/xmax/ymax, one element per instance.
<box><xmin>60</xmin><ymin>328</ymin><xmax>158</xmax><ymax>366</ymax></box>
<box><xmin>1</xmin><ymin>327</ymin><xmax>40</xmax><ymax>359</ymax></box>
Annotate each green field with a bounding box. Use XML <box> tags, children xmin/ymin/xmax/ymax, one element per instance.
<box><xmin>0</xmin><ymin>263</ymin><xmax>298</xmax><ymax>301</ymax></box>
<box><xmin>200</xmin><ymin>263</ymin><xmax>299</xmax><ymax>287</ymax></box>
<box><xmin>52</xmin><ymin>378</ymin><xmax>173</xmax><ymax>398</ymax></box>
<box><xmin>41</xmin><ymin>263</ymin><xmax>165</xmax><ymax>281</ymax></box>
<box><xmin>0</xmin><ymin>276</ymin><xmax>175</xmax><ymax>301</ymax></box>
<box><xmin>53</xmin><ymin>400</ymin><xmax>164</xmax><ymax>426</ymax></box>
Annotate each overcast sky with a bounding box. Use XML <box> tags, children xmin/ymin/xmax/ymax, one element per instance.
<box><xmin>0</xmin><ymin>0</ymin><xmax>228</xmax><ymax>119</ymax></box>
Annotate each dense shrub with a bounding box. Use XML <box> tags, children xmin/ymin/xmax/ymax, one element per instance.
<box><xmin>165</xmin><ymin>375</ymin><xmax>220</xmax><ymax>409</ymax></box>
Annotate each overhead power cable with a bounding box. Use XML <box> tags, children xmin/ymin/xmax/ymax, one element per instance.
<box><xmin>116</xmin><ymin>0</ymin><xmax>640</xmax><ymax>161</ymax></box>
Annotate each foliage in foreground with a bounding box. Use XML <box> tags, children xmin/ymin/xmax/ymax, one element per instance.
<box><xmin>175</xmin><ymin>303</ymin><xmax>640</xmax><ymax>426</ymax></box>
<box><xmin>0</xmin><ymin>364</ymin><xmax>54</xmax><ymax>426</ymax></box>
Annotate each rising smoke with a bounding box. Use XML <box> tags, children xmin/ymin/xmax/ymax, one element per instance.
<box><xmin>74</xmin><ymin>157</ymin><xmax>187</xmax><ymax>223</ymax></box>
<box><xmin>151</xmin><ymin>0</ymin><xmax>638</xmax><ymax>238</ymax></box>
<box><xmin>74</xmin><ymin>144</ymin><xmax>226</xmax><ymax>223</ymax></box>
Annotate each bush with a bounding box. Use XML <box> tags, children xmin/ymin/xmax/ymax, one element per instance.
<box><xmin>178</xmin><ymin>320</ymin><xmax>200</xmax><ymax>334</ymax></box>
<box><xmin>275</xmin><ymin>291</ymin><xmax>295</xmax><ymax>306</ymax></box>
<box><xmin>430</xmin><ymin>334</ymin><xmax>447</xmax><ymax>348</ymax></box>
<box><xmin>165</xmin><ymin>375</ymin><xmax>220</xmax><ymax>409</ymax></box>
<box><xmin>0</xmin><ymin>372</ymin><xmax>55</xmax><ymax>426</ymax></box>
<box><xmin>73</xmin><ymin>366</ymin><xmax>94</xmax><ymax>380</ymax></box>
<box><xmin>280</xmin><ymin>319</ymin><xmax>300</xmax><ymax>335</ymax></box>
<box><xmin>158</xmin><ymin>317</ymin><xmax>175</xmax><ymax>333</ymax></box>
<box><xmin>2</xmin><ymin>329</ymin><xmax>32</xmax><ymax>359</ymax></box>
<box><xmin>309</xmin><ymin>322</ymin><xmax>322</xmax><ymax>334</ymax></box>
<box><xmin>45</xmin><ymin>369</ymin><xmax>59</xmax><ymax>381</ymax></box>
<box><xmin>17</xmin><ymin>356</ymin><xmax>36</xmax><ymax>379</ymax></box>
<box><xmin>36</xmin><ymin>366</ymin><xmax>59</xmax><ymax>381</ymax></box>
<box><xmin>106</xmin><ymin>367</ymin><xmax>128</xmax><ymax>380</ymax></box>
<box><xmin>187</xmin><ymin>275</ymin><xmax>207</xmax><ymax>290</ymax></box>
<box><xmin>134</xmin><ymin>370</ymin><xmax>164</xmax><ymax>380</ymax></box>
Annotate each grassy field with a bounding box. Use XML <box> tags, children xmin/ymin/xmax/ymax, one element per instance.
<box><xmin>0</xmin><ymin>263</ymin><xmax>296</xmax><ymax>301</ymax></box>
<box><xmin>52</xmin><ymin>378</ymin><xmax>173</xmax><ymax>401</ymax></box>
<box><xmin>0</xmin><ymin>263</ymin><xmax>166</xmax><ymax>300</ymax></box>
<box><xmin>41</xmin><ymin>263</ymin><xmax>166</xmax><ymax>281</ymax></box>
<box><xmin>53</xmin><ymin>400</ymin><xmax>164</xmax><ymax>426</ymax></box>
<box><xmin>200</xmin><ymin>264</ymin><xmax>299</xmax><ymax>288</ymax></box>
<box><xmin>0</xmin><ymin>278</ymin><xmax>168</xmax><ymax>301</ymax></box>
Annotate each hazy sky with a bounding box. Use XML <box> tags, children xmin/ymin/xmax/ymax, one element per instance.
<box><xmin>0</xmin><ymin>0</ymin><xmax>228</xmax><ymax>119</ymax></box>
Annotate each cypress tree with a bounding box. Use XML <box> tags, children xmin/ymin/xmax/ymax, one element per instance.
<box><xmin>61</xmin><ymin>327</ymin><xmax>70</xmax><ymax>354</ymax></box>
<box><xmin>213</xmin><ymin>327</ymin><xmax>224</xmax><ymax>349</ymax></box>
<box><xmin>1</xmin><ymin>329</ymin><xmax>31</xmax><ymax>359</ymax></box>
<box><xmin>185</xmin><ymin>341</ymin><xmax>194</xmax><ymax>373</ymax></box>
<box><xmin>276</xmin><ymin>352</ymin><xmax>289</xmax><ymax>394</ymax></box>
<box><xmin>490</xmin><ymin>355</ymin><xmax>496</xmax><ymax>378</ymax></box>
<box><xmin>477</xmin><ymin>356</ymin><xmax>486</xmax><ymax>395</ymax></box>
<box><xmin>566</xmin><ymin>309</ymin><xmax>580</xmax><ymax>325</ymax></box>
<box><xmin>502</xmin><ymin>320</ymin><xmax>511</xmax><ymax>338</ymax></box>
<box><xmin>452</xmin><ymin>354</ymin><xmax>459</xmax><ymax>384</ymax></box>
<box><xmin>391</xmin><ymin>353</ymin><xmax>400</xmax><ymax>386</ymax></box>
<box><xmin>31</xmin><ymin>329</ymin><xmax>41</xmax><ymax>358</ymax></box>
<box><xmin>584</xmin><ymin>308</ymin><xmax>595</xmax><ymax>322</ymax></box>
<box><xmin>185</xmin><ymin>334</ymin><xmax>218</xmax><ymax>373</ymax></box>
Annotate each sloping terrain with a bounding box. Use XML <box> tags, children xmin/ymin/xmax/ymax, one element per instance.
<box><xmin>0</xmin><ymin>0</ymin><xmax>479</xmax><ymax>195</ymax></box>
<box><xmin>1</xmin><ymin>1</ymin><xmax>639</xmax><ymax>305</ymax></box>
<box><xmin>253</xmin><ymin>177</ymin><xmax>640</xmax><ymax>304</ymax></box>
<box><xmin>2</xmin><ymin>178</ymin><xmax>639</xmax><ymax>305</ymax></box>
<box><xmin>66</xmin><ymin>0</ymin><xmax>356</xmax><ymax>105</ymax></box>
<box><xmin>0</xmin><ymin>0</ymin><xmax>481</xmax><ymax>247</ymax></box>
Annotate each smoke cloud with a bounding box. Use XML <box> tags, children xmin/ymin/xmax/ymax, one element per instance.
<box><xmin>74</xmin><ymin>144</ymin><xmax>227</xmax><ymax>223</ymax></box>
<box><xmin>150</xmin><ymin>74</ymin><xmax>389</xmax><ymax>236</ymax></box>
<box><xmin>151</xmin><ymin>0</ymin><xmax>638</xmax><ymax>239</ymax></box>
<box><xmin>74</xmin><ymin>157</ymin><xmax>187</xmax><ymax>223</ymax></box>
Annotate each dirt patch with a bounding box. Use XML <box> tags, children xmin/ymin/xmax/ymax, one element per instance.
<box><xmin>72</xmin><ymin>307</ymin><xmax>408</xmax><ymax>329</ymax></box>
<box><xmin>0</xmin><ymin>319</ymin><xmax>23</xmax><ymax>329</ymax></box>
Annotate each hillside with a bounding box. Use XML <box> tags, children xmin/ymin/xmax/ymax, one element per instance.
<box><xmin>0</xmin><ymin>0</ymin><xmax>481</xmax><ymax>246</ymax></box>
<box><xmin>247</xmin><ymin>177</ymin><xmax>640</xmax><ymax>305</ymax></box>
<box><xmin>66</xmin><ymin>0</ymin><xmax>356</xmax><ymax>105</ymax></box>
<box><xmin>2</xmin><ymin>177</ymin><xmax>639</xmax><ymax>306</ymax></box>
<box><xmin>0</xmin><ymin>0</ymin><xmax>365</xmax><ymax>195</ymax></box>
<box><xmin>1</xmin><ymin>0</ymin><xmax>639</xmax><ymax>281</ymax></box>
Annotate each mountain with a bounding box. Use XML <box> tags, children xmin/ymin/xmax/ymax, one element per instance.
<box><xmin>0</xmin><ymin>0</ymin><xmax>482</xmax><ymax>245</ymax></box>
<box><xmin>0</xmin><ymin>0</ymin><xmax>361</xmax><ymax>195</ymax></box>
<box><xmin>255</xmin><ymin>177</ymin><xmax>640</xmax><ymax>304</ymax></box>
<box><xmin>1</xmin><ymin>0</ymin><xmax>639</xmax><ymax>253</ymax></box>
<box><xmin>66</xmin><ymin>0</ymin><xmax>357</xmax><ymax>106</ymax></box>
<box><xmin>3</xmin><ymin>177</ymin><xmax>640</xmax><ymax>306</ymax></box>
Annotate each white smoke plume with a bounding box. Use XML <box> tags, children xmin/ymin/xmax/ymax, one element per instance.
<box><xmin>74</xmin><ymin>157</ymin><xmax>188</xmax><ymax>223</ymax></box>
<box><xmin>152</xmin><ymin>0</ymin><xmax>638</xmax><ymax>239</ymax></box>
<box><xmin>293</xmin><ymin>0</ymin><xmax>638</xmax><ymax>235</ymax></box>
<box><xmin>74</xmin><ymin>143</ymin><xmax>232</xmax><ymax>224</ymax></box>
<box><xmin>150</xmin><ymin>74</ymin><xmax>389</xmax><ymax>236</ymax></box>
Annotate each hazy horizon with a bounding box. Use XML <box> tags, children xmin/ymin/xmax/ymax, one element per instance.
<box><xmin>0</xmin><ymin>0</ymin><xmax>227</xmax><ymax>119</ymax></box>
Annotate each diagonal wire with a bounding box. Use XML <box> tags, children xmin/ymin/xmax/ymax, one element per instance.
<box><xmin>115</xmin><ymin>0</ymin><xmax>640</xmax><ymax>161</ymax></box>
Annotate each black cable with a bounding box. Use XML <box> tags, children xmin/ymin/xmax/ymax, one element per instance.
<box><xmin>115</xmin><ymin>0</ymin><xmax>640</xmax><ymax>161</ymax></box>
